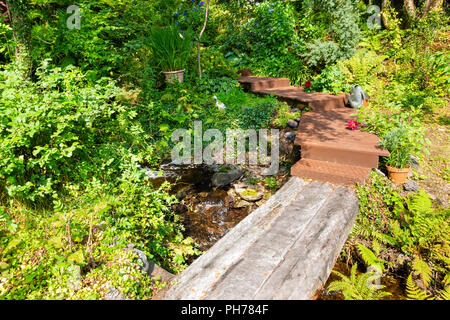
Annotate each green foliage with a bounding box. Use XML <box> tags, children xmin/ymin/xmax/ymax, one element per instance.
<box><xmin>328</xmin><ymin>263</ymin><xmax>391</xmax><ymax>300</ymax></box>
<box><xmin>302</xmin><ymin>0</ymin><xmax>361</xmax><ymax>68</ymax></box>
<box><xmin>406</xmin><ymin>273</ymin><xmax>433</xmax><ymax>300</ymax></box>
<box><xmin>238</xmin><ymin>102</ymin><xmax>277</xmax><ymax>130</ymax></box>
<box><xmin>380</xmin><ymin>125</ymin><xmax>416</xmax><ymax>169</ymax></box>
<box><xmin>412</xmin><ymin>257</ymin><xmax>433</xmax><ymax>289</ymax></box>
<box><xmin>310</xmin><ymin>64</ymin><xmax>345</xmax><ymax>94</ymax></box>
<box><xmin>149</xmin><ymin>25</ymin><xmax>193</xmax><ymax>72</ymax></box>
<box><xmin>224</xmin><ymin>1</ymin><xmax>310</xmax><ymax>84</ymax></box>
<box><xmin>338</xmin><ymin>49</ymin><xmax>387</xmax><ymax>90</ymax></box>
<box><xmin>0</xmin><ymin>62</ymin><xmax>156</xmax><ymax>202</ymax></box>
<box><xmin>272</xmin><ymin>103</ymin><xmax>300</xmax><ymax>128</ymax></box>
<box><xmin>264</xmin><ymin>177</ymin><xmax>279</xmax><ymax>192</ymax></box>
<box><xmin>356</xmin><ymin>243</ymin><xmax>388</xmax><ymax>274</ymax></box>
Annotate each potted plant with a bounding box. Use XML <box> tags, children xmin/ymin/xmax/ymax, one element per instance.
<box><xmin>149</xmin><ymin>25</ymin><xmax>193</xmax><ymax>83</ymax></box>
<box><xmin>380</xmin><ymin>126</ymin><xmax>415</xmax><ymax>184</ymax></box>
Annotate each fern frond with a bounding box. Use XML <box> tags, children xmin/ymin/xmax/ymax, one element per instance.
<box><xmin>412</xmin><ymin>257</ymin><xmax>432</xmax><ymax>288</ymax></box>
<box><xmin>328</xmin><ymin>263</ymin><xmax>391</xmax><ymax>300</ymax></box>
<box><xmin>438</xmin><ymin>286</ymin><xmax>450</xmax><ymax>300</ymax></box>
<box><xmin>356</xmin><ymin>243</ymin><xmax>386</xmax><ymax>273</ymax></box>
<box><xmin>406</xmin><ymin>273</ymin><xmax>433</xmax><ymax>300</ymax></box>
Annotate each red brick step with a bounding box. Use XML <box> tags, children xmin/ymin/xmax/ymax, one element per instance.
<box><xmin>291</xmin><ymin>159</ymin><xmax>371</xmax><ymax>186</ymax></box>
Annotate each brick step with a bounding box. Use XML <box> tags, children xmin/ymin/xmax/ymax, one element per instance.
<box><xmin>294</xmin><ymin>109</ymin><xmax>389</xmax><ymax>167</ymax></box>
<box><xmin>291</xmin><ymin>159</ymin><xmax>372</xmax><ymax>186</ymax></box>
<box><xmin>238</xmin><ymin>76</ymin><xmax>290</xmax><ymax>91</ymax></box>
<box><xmin>254</xmin><ymin>87</ymin><xmax>347</xmax><ymax>110</ymax></box>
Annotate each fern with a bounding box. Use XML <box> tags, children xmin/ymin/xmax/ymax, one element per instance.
<box><xmin>356</xmin><ymin>243</ymin><xmax>387</xmax><ymax>274</ymax></box>
<box><xmin>328</xmin><ymin>263</ymin><xmax>391</xmax><ymax>300</ymax></box>
<box><xmin>406</xmin><ymin>273</ymin><xmax>433</xmax><ymax>300</ymax></box>
<box><xmin>412</xmin><ymin>257</ymin><xmax>433</xmax><ymax>289</ymax></box>
<box><xmin>438</xmin><ymin>286</ymin><xmax>450</xmax><ymax>300</ymax></box>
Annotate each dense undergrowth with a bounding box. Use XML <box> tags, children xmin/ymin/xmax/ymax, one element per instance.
<box><xmin>0</xmin><ymin>0</ymin><xmax>448</xmax><ymax>299</ymax></box>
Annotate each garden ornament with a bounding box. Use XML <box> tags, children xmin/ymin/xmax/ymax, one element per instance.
<box><xmin>213</xmin><ymin>95</ymin><xmax>226</xmax><ymax>110</ymax></box>
<box><xmin>345</xmin><ymin>85</ymin><xmax>369</xmax><ymax>109</ymax></box>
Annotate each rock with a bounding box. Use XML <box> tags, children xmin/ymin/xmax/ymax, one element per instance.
<box><xmin>66</xmin><ymin>264</ymin><xmax>82</xmax><ymax>290</ymax></box>
<box><xmin>404</xmin><ymin>180</ymin><xmax>419</xmax><ymax>192</ymax></box>
<box><xmin>295</xmin><ymin>118</ymin><xmax>301</xmax><ymax>122</ymax></box>
<box><xmin>126</xmin><ymin>245</ymin><xmax>174</xmax><ymax>283</ymax></box>
<box><xmin>233</xmin><ymin>200</ymin><xmax>252</xmax><ymax>208</ymax></box>
<box><xmin>104</xmin><ymin>286</ymin><xmax>126</xmax><ymax>300</ymax></box>
<box><xmin>176</xmin><ymin>185</ymin><xmax>192</xmax><ymax>200</ymax></box>
<box><xmin>238</xmin><ymin>188</ymin><xmax>263</xmax><ymax>202</ymax></box>
<box><xmin>280</xmin><ymin>139</ymin><xmax>293</xmax><ymax>156</ymax></box>
<box><xmin>415</xmin><ymin>278</ymin><xmax>426</xmax><ymax>291</ymax></box>
<box><xmin>284</xmin><ymin>132</ymin><xmax>296</xmax><ymax>141</ymax></box>
<box><xmin>287</xmin><ymin>119</ymin><xmax>298</xmax><ymax>128</ymax></box>
<box><xmin>290</xmin><ymin>108</ymin><xmax>299</xmax><ymax>113</ymax></box>
<box><xmin>211</xmin><ymin>166</ymin><xmax>243</xmax><ymax>187</ymax></box>
<box><xmin>427</xmin><ymin>193</ymin><xmax>437</xmax><ymax>200</ymax></box>
<box><xmin>409</xmin><ymin>156</ymin><xmax>420</xmax><ymax>169</ymax></box>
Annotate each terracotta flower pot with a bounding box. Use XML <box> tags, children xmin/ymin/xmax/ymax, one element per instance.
<box><xmin>163</xmin><ymin>69</ymin><xmax>185</xmax><ymax>84</ymax></box>
<box><xmin>386</xmin><ymin>165</ymin><xmax>410</xmax><ymax>184</ymax></box>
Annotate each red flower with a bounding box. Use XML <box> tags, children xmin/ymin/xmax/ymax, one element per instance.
<box><xmin>347</xmin><ymin>119</ymin><xmax>358</xmax><ymax>130</ymax></box>
<box><xmin>304</xmin><ymin>80</ymin><xmax>311</xmax><ymax>88</ymax></box>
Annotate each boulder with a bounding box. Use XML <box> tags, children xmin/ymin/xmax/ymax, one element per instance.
<box><xmin>211</xmin><ymin>166</ymin><xmax>243</xmax><ymax>187</ymax></box>
<box><xmin>233</xmin><ymin>200</ymin><xmax>252</xmax><ymax>209</ymax></box>
<box><xmin>104</xmin><ymin>286</ymin><xmax>126</xmax><ymax>300</ymax></box>
<box><xmin>284</xmin><ymin>132</ymin><xmax>296</xmax><ymax>141</ymax></box>
<box><xmin>126</xmin><ymin>244</ymin><xmax>174</xmax><ymax>284</ymax></box>
<box><xmin>287</xmin><ymin>119</ymin><xmax>298</xmax><ymax>128</ymax></box>
<box><xmin>409</xmin><ymin>156</ymin><xmax>420</xmax><ymax>169</ymax></box>
<box><xmin>404</xmin><ymin>180</ymin><xmax>419</xmax><ymax>192</ymax></box>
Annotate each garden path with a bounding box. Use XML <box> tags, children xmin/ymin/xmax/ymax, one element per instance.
<box><xmin>238</xmin><ymin>74</ymin><xmax>389</xmax><ymax>185</ymax></box>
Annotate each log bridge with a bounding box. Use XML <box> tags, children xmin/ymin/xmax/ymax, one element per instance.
<box><xmin>163</xmin><ymin>74</ymin><xmax>388</xmax><ymax>300</ymax></box>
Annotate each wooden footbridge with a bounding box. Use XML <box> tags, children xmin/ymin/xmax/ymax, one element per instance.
<box><xmin>162</xmin><ymin>74</ymin><xmax>388</xmax><ymax>300</ymax></box>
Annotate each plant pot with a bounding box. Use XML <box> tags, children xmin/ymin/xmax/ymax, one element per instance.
<box><xmin>386</xmin><ymin>165</ymin><xmax>410</xmax><ymax>184</ymax></box>
<box><xmin>163</xmin><ymin>69</ymin><xmax>185</xmax><ymax>84</ymax></box>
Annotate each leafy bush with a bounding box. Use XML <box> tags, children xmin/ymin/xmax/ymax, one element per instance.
<box><xmin>310</xmin><ymin>64</ymin><xmax>345</xmax><ymax>94</ymax></box>
<box><xmin>338</xmin><ymin>49</ymin><xmax>387</xmax><ymax>90</ymax></box>
<box><xmin>223</xmin><ymin>1</ymin><xmax>309</xmax><ymax>84</ymax></box>
<box><xmin>0</xmin><ymin>62</ymin><xmax>155</xmax><ymax>202</ymax></box>
<box><xmin>302</xmin><ymin>0</ymin><xmax>361</xmax><ymax>68</ymax></box>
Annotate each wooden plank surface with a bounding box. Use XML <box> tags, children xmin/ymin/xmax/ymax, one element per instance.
<box><xmin>164</xmin><ymin>178</ymin><xmax>359</xmax><ymax>300</ymax></box>
<box><xmin>164</xmin><ymin>177</ymin><xmax>309</xmax><ymax>300</ymax></box>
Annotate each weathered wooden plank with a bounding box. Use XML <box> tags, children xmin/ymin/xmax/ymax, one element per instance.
<box><xmin>253</xmin><ymin>186</ymin><xmax>359</xmax><ymax>300</ymax></box>
<box><xmin>204</xmin><ymin>182</ymin><xmax>334</xmax><ymax>299</ymax></box>
<box><xmin>164</xmin><ymin>177</ymin><xmax>309</xmax><ymax>300</ymax></box>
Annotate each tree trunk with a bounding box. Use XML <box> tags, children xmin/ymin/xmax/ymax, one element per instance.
<box><xmin>422</xmin><ymin>0</ymin><xmax>443</xmax><ymax>18</ymax></box>
<box><xmin>403</xmin><ymin>0</ymin><xmax>417</xmax><ymax>20</ymax></box>
<box><xmin>7</xmin><ymin>0</ymin><xmax>32</xmax><ymax>76</ymax></box>
<box><xmin>381</xmin><ymin>0</ymin><xmax>390</xmax><ymax>29</ymax></box>
<box><xmin>197</xmin><ymin>0</ymin><xmax>210</xmax><ymax>79</ymax></box>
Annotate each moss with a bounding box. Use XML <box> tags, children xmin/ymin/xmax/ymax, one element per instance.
<box><xmin>218</xmin><ymin>166</ymin><xmax>232</xmax><ymax>173</ymax></box>
<box><xmin>241</xmin><ymin>189</ymin><xmax>258</xmax><ymax>196</ymax></box>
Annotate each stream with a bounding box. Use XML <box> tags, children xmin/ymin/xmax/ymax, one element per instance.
<box><xmin>142</xmin><ymin>162</ymin><xmax>254</xmax><ymax>253</ymax></box>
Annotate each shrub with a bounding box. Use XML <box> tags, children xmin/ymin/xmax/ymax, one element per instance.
<box><xmin>302</xmin><ymin>0</ymin><xmax>361</xmax><ymax>68</ymax></box>
<box><xmin>0</xmin><ymin>62</ymin><xmax>156</xmax><ymax>202</ymax></box>
<box><xmin>310</xmin><ymin>64</ymin><xmax>345</xmax><ymax>94</ymax></box>
<box><xmin>339</xmin><ymin>49</ymin><xmax>386</xmax><ymax>89</ymax></box>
